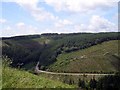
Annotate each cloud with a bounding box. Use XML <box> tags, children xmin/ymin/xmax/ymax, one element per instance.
<box><xmin>44</xmin><ymin>0</ymin><xmax>118</xmax><ymax>13</ymax></box>
<box><xmin>31</xmin><ymin>8</ymin><xmax>57</xmax><ymax>21</ymax></box>
<box><xmin>0</xmin><ymin>18</ymin><xmax>7</xmax><ymax>24</ymax></box>
<box><xmin>1</xmin><ymin>0</ymin><xmax>118</xmax><ymax>36</ymax></box>
<box><xmin>2</xmin><ymin>0</ymin><xmax>57</xmax><ymax>22</ymax></box>
<box><xmin>74</xmin><ymin>15</ymin><xmax>117</xmax><ymax>32</ymax></box>
<box><xmin>2</xmin><ymin>0</ymin><xmax>39</xmax><ymax>7</ymax></box>
<box><xmin>16</xmin><ymin>22</ymin><xmax>25</xmax><ymax>27</ymax></box>
<box><xmin>112</xmin><ymin>13</ymin><xmax>118</xmax><ymax>23</ymax></box>
<box><xmin>74</xmin><ymin>24</ymin><xmax>88</xmax><ymax>32</ymax></box>
<box><xmin>2</xmin><ymin>26</ymin><xmax>14</xmax><ymax>37</ymax></box>
<box><xmin>89</xmin><ymin>15</ymin><xmax>117</xmax><ymax>32</ymax></box>
<box><xmin>2</xmin><ymin>22</ymin><xmax>39</xmax><ymax>37</ymax></box>
<box><xmin>16</xmin><ymin>22</ymin><xmax>38</xmax><ymax>34</ymax></box>
<box><xmin>16</xmin><ymin>0</ymin><xmax>57</xmax><ymax>21</ymax></box>
<box><xmin>42</xmin><ymin>27</ymin><xmax>73</xmax><ymax>34</ymax></box>
<box><xmin>55</xmin><ymin>19</ymin><xmax>73</xmax><ymax>28</ymax></box>
<box><xmin>16</xmin><ymin>22</ymin><xmax>26</xmax><ymax>31</ymax></box>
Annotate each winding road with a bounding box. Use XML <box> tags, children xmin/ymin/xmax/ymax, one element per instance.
<box><xmin>35</xmin><ymin>62</ymin><xmax>114</xmax><ymax>76</ymax></box>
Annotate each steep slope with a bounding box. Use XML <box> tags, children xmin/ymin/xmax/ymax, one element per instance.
<box><xmin>49</xmin><ymin>40</ymin><xmax>120</xmax><ymax>73</ymax></box>
<box><xmin>2</xmin><ymin>58</ymin><xmax>75</xmax><ymax>88</ymax></box>
<box><xmin>2</xmin><ymin>67</ymin><xmax>75</xmax><ymax>88</ymax></box>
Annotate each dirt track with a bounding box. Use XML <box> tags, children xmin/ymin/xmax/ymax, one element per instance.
<box><xmin>35</xmin><ymin>62</ymin><xmax>114</xmax><ymax>76</ymax></box>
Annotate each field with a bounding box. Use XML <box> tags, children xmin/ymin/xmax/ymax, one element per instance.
<box><xmin>49</xmin><ymin>40</ymin><xmax>120</xmax><ymax>73</ymax></box>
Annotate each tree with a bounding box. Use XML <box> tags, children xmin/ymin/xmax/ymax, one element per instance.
<box><xmin>89</xmin><ymin>78</ymin><xmax>97</xmax><ymax>89</ymax></box>
<box><xmin>69</xmin><ymin>79</ymin><xmax>72</xmax><ymax>85</ymax></box>
<box><xmin>78</xmin><ymin>79</ymin><xmax>85</xmax><ymax>88</ymax></box>
<box><xmin>97</xmin><ymin>73</ymin><xmax>120</xmax><ymax>90</ymax></box>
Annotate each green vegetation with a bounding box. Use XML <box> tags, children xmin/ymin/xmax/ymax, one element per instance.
<box><xmin>1</xmin><ymin>32</ymin><xmax>120</xmax><ymax>89</ymax></box>
<box><xmin>49</xmin><ymin>40</ymin><xmax>120</xmax><ymax>73</ymax></box>
<box><xmin>2</xmin><ymin>32</ymin><xmax>119</xmax><ymax>72</ymax></box>
<box><xmin>97</xmin><ymin>73</ymin><xmax>120</xmax><ymax>90</ymax></box>
<box><xmin>39</xmin><ymin>72</ymin><xmax>100</xmax><ymax>87</ymax></box>
<box><xmin>39</xmin><ymin>71</ymin><xmax>120</xmax><ymax>90</ymax></box>
<box><xmin>2</xmin><ymin>57</ymin><xmax>75</xmax><ymax>88</ymax></box>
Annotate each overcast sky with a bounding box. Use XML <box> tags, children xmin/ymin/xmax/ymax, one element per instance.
<box><xmin>0</xmin><ymin>0</ymin><xmax>119</xmax><ymax>37</ymax></box>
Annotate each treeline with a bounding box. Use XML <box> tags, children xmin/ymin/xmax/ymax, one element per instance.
<box><xmin>62</xmin><ymin>73</ymin><xmax>120</xmax><ymax>90</ymax></box>
<box><xmin>2</xmin><ymin>35</ymin><xmax>41</xmax><ymax>40</ymax></box>
<box><xmin>56</xmin><ymin>32</ymin><xmax>120</xmax><ymax>53</ymax></box>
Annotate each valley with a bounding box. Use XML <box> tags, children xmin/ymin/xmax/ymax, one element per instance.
<box><xmin>1</xmin><ymin>32</ymin><xmax>120</xmax><ymax>89</ymax></box>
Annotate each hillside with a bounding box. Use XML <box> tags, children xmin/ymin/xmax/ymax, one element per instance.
<box><xmin>49</xmin><ymin>40</ymin><xmax>120</xmax><ymax>73</ymax></box>
<box><xmin>2</xmin><ymin>57</ymin><xmax>75</xmax><ymax>88</ymax></box>
<box><xmin>2</xmin><ymin>32</ymin><xmax>120</xmax><ymax>72</ymax></box>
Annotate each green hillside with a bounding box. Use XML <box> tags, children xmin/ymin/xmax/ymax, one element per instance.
<box><xmin>2</xmin><ymin>32</ymin><xmax>119</xmax><ymax>71</ymax></box>
<box><xmin>49</xmin><ymin>40</ymin><xmax>120</xmax><ymax>73</ymax></box>
<box><xmin>2</xmin><ymin>57</ymin><xmax>75</xmax><ymax>88</ymax></box>
<box><xmin>1</xmin><ymin>32</ymin><xmax>120</xmax><ymax>89</ymax></box>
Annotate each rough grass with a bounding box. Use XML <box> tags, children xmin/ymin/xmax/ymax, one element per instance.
<box><xmin>2</xmin><ymin>61</ymin><xmax>75</xmax><ymax>88</ymax></box>
<box><xmin>49</xmin><ymin>40</ymin><xmax>120</xmax><ymax>73</ymax></box>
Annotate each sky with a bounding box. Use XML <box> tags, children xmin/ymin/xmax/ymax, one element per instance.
<box><xmin>0</xmin><ymin>0</ymin><xmax>119</xmax><ymax>37</ymax></box>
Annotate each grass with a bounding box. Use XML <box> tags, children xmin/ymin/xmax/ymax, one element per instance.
<box><xmin>39</xmin><ymin>72</ymin><xmax>110</xmax><ymax>88</ymax></box>
<box><xmin>49</xmin><ymin>40</ymin><xmax>120</xmax><ymax>73</ymax></box>
<box><xmin>2</xmin><ymin>58</ymin><xmax>75</xmax><ymax>88</ymax></box>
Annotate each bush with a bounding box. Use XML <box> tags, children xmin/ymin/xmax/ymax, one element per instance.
<box><xmin>78</xmin><ymin>79</ymin><xmax>86</xmax><ymax>88</ymax></box>
<box><xmin>2</xmin><ymin>56</ymin><xmax>12</xmax><ymax>68</ymax></box>
<box><xmin>97</xmin><ymin>73</ymin><xmax>120</xmax><ymax>90</ymax></box>
<box><xmin>89</xmin><ymin>78</ymin><xmax>97</xmax><ymax>89</ymax></box>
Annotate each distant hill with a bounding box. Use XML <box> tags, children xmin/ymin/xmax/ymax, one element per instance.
<box><xmin>2</xmin><ymin>32</ymin><xmax>120</xmax><ymax>73</ymax></box>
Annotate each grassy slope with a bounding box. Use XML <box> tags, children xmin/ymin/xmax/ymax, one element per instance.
<box><xmin>2</xmin><ymin>65</ymin><xmax>75</xmax><ymax>88</ymax></box>
<box><xmin>49</xmin><ymin>40</ymin><xmax>120</xmax><ymax>73</ymax></box>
